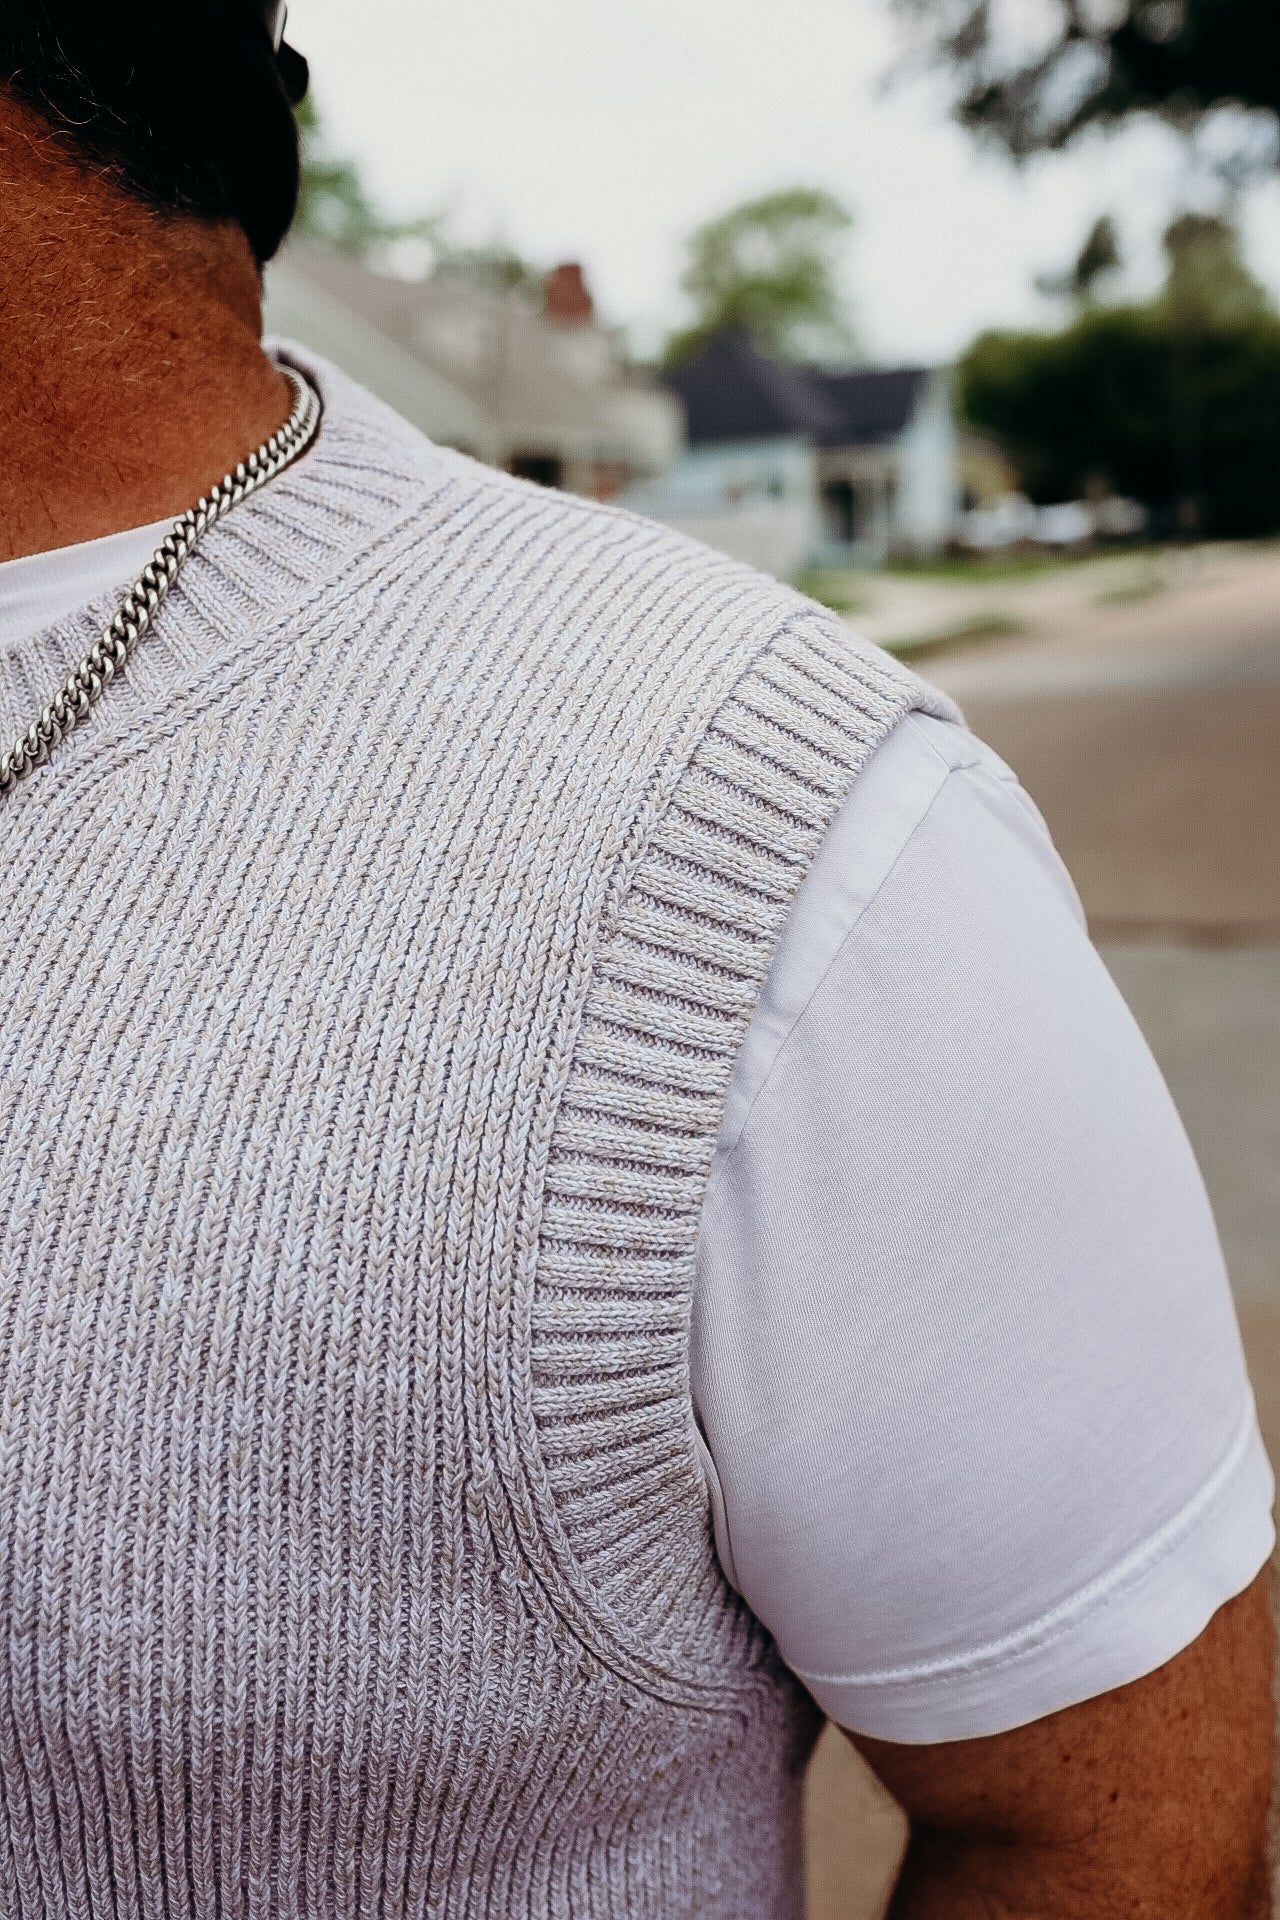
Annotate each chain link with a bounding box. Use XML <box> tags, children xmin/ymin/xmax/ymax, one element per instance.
<box><xmin>1</xmin><ymin>367</ymin><xmax>322</xmax><ymax>798</ymax></box>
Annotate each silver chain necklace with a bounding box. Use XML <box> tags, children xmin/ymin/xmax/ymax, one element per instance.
<box><xmin>0</xmin><ymin>366</ymin><xmax>322</xmax><ymax>798</ymax></box>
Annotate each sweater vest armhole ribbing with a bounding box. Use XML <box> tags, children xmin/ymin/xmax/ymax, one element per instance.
<box><xmin>522</xmin><ymin>612</ymin><xmax>957</xmax><ymax>1700</ymax></box>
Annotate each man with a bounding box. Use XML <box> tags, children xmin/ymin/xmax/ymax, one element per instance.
<box><xmin>0</xmin><ymin>4</ymin><xmax>1272</xmax><ymax>1915</ymax></box>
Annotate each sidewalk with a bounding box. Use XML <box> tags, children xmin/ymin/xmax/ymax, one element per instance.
<box><xmin>845</xmin><ymin>541</ymin><xmax>1280</xmax><ymax>663</ymax></box>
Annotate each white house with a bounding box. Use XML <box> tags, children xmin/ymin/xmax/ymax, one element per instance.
<box><xmin>626</xmin><ymin>331</ymin><xmax>958</xmax><ymax>577</ymax></box>
<box><xmin>264</xmin><ymin>246</ymin><xmax>498</xmax><ymax>460</ymax></box>
<box><xmin>264</xmin><ymin>245</ymin><xmax>682</xmax><ymax>498</ymax></box>
<box><xmin>628</xmin><ymin>435</ymin><xmax>823</xmax><ymax>584</ymax></box>
<box><xmin>814</xmin><ymin>365</ymin><xmax>956</xmax><ymax>560</ymax></box>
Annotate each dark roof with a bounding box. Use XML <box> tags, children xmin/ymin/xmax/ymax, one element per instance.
<box><xmin>665</xmin><ymin>331</ymin><xmax>932</xmax><ymax>449</ymax></box>
<box><xmin>814</xmin><ymin>366</ymin><xmax>931</xmax><ymax>448</ymax></box>
<box><xmin>664</xmin><ymin>332</ymin><xmax>840</xmax><ymax>445</ymax></box>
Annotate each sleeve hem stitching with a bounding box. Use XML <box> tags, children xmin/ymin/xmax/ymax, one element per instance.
<box><xmin>789</xmin><ymin>1390</ymin><xmax>1268</xmax><ymax>1692</ymax></box>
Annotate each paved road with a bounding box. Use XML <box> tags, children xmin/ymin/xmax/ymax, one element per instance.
<box><xmin>1099</xmin><ymin>945</ymin><xmax>1280</xmax><ymax>1304</ymax></box>
<box><xmin>932</xmin><ymin>547</ymin><xmax>1280</xmax><ymax>941</ymax></box>
<box><xmin>805</xmin><ymin>551</ymin><xmax>1280</xmax><ymax>1920</ymax></box>
<box><xmin>928</xmin><ymin>556</ymin><xmax>1280</xmax><ymax>1323</ymax></box>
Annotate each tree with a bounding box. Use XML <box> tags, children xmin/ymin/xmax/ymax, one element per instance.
<box><xmin>892</xmin><ymin>0</ymin><xmax>1280</xmax><ymax>169</ymax></box>
<box><xmin>1162</xmin><ymin>211</ymin><xmax>1270</xmax><ymax>324</ymax></box>
<box><xmin>959</xmin><ymin>214</ymin><xmax>1280</xmax><ymax>535</ymax></box>
<box><xmin>293</xmin><ymin>96</ymin><xmax>384</xmax><ymax>252</ymax></box>
<box><xmin>664</xmin><ymin>188</ymin><xmax>858</xmax><ymax>367</ymax></box>
<box><xmin>293</xmin><ymin>97</ymin><xmax>445</xmax><ymax>259</ymax></box>
<box><xmin>1035</xmin><ymin>214</ymin><xmax>1122</xmax><ymax>305</ymax></box>
<box><xmin>1157</xmin><ymin>212</ymin><xmax>1272</xmax><ymax>525</ymax></box>
<box><xmin>291</xmin><ymin>99</ymin><xmax>546</xmax><ymax>296</ymax></box>
<box><xmin>434</xmin><ymin>244</ymin><xmax>544</xmax><ymax>298</ymax></box>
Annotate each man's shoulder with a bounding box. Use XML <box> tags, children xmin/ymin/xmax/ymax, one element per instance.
<box><xmin>287</xmin><ymin>342</ymin><xmax>835</xmax><ymax>652</ymax></box>
<box><xmin>273</xmin><ymin>345</ymin><xmax>952</xmax><ymax>785</ymax></box>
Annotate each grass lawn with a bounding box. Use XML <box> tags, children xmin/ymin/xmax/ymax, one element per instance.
<box><xmin>885</xmin><ymin>613</ymin><xmax>1027</xmax><ymax>659</ymax></box>
<box><xmin>881</xmin><ymin>548</ymin><xmax>1117</xmax><ymax>583</ymax></box>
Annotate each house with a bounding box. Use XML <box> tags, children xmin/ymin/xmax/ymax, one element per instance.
<box><xmin>625</xmin><ymin>337</ymin><xmax>831</xmax><ymax>580</ymax></box>
<box><xmin>626</xmin><ymin>330</ymin><xmax>958</xmax><ymax>577</ymax></box>
<box><xmin>264</xmin><ymin>244</ymin><xmax>498</xmax><ymax>460</ymax></box>
<box><xmin>263</xmin><ymin>246</ymin><xmax>682</xmax><ymax>497</ymax></box>
<box><xmin>813</xmin><ymin>364</ymin><xmax>956</xmax><ymax>560</ymax></box>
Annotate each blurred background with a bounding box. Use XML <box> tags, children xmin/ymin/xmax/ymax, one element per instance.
<box><xmin>270</xmin><ymin>2</ymin><xmax>1279</xmax><ymax>1911</ymax></box>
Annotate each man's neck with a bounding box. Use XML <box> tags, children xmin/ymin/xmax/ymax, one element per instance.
<box><xmin>1</xmin><ymin>97</ymin><xmax>293</xmax><ymax>564</ymax></box>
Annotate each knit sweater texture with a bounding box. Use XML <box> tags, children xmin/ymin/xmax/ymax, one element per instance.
<box><xmin>0</xmin><ymin>347</ymin><xmax>950</xmax><ymax>1919</ymax></box>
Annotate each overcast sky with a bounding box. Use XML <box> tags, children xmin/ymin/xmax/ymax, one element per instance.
<box><xmin>287</xmin><ymin>0</ymin><xmax>1280</xmax><ymax>363</ymax></box>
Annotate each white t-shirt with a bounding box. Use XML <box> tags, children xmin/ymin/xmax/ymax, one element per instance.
<box><xmin>3</xmin><ymin>520</ymin><xmax>1271</xmax><ymax>1747</ymax></box>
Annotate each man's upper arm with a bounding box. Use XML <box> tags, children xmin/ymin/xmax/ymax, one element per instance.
<box><xmin>850</xmin><ymin>1569</ymin><xmax>1274</xmax><ymax>1919</ymax></box>
<box><xmin>694</xmin><ymin>715</ymin><xmax>1273</xmax><ymax>1744</ymax></box>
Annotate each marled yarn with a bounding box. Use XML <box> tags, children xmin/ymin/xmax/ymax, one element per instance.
<box><xmin>0</xmin><ymin>347</ymin><xmax>949</xmax><ymax>1918</ymax></box>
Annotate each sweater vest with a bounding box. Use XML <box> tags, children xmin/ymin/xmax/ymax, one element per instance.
<box><xmin>0</xmin><ymin>348</ymin><xmax>950</xmax><ymax>1918</ymax></box>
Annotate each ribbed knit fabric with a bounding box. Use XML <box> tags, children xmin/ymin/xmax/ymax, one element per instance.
<box><xmin>0</xmin><ymin>346</ymin><xmax>952</xmax><ymax>1919</ymax></box>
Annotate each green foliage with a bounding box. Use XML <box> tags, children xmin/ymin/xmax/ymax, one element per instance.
<box><xmin>1162</xmin><ymin>212</ymin><xmax>1271</xmax><ymax>324</ymax></box>
<box><xmin>664</xmin><ymin>187</ymin><xmax>857</xmax><ymax>367</ymax></box>
<box><xmin>1035</xmin><ymin>216</ymin><xmax>1123</xmax><ymax>306</ymax></box>
<box><xmin>294</xmin><ymin>97</ymin><xmax>380</xmax><ymax>251</ymax></box>
<box><xmin>791</xmin><ymin>568</ymin><xmax>870</xmax><ymax>613</ymax></box>
<box><xmin>960</xmin><ymin>220</ymin><xmax>1280</xmax><ymax>535</ymax></box>
<box><xmin>436</xmin><ymin>245</ymin><xmax>544</xmax><ymax>297</ymax></box>
<box><xmin>894</xmin><ymin>0</ymin><xmax>1280</xmax><ymax>168</ymax></box>
<box><xmin>885</xmin><ymin>551</ymin><xmax>1085</xmax><ymax>580</ymax></box>
<box><xmin>887</xmin><ymin>613</ymin><xmax>1026</xmax><ymax>658</ymax></box>
<box><xmin>293</xmin><ymin>97</ymin><xmax>445</xmax><ymax>258</ymax></box>
<box><xmin>291</xmin><ymin>99</ymin><xmax>547</xmax><ymax>302</ymax></box>
<box><xmin>292</xmin><ymin>99</ymin><xmax>545</xmax><ymax>296</ymax></box>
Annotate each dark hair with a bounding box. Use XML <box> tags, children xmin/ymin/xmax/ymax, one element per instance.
<box><xmin>0</xmin><ymin>1</ymin><xmax>309</xmax><ymax>265</ymax></box>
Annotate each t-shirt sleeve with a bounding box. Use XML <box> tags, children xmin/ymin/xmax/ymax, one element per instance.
<box><xmin>690</xmin><ymin>712</ymin><xmax>1274</xmax><ymax>1745</ymax></box>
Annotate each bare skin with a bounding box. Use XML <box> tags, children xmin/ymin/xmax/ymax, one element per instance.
<box><xmin>3</xmin><ymin>70</ymin><xmax>1274</xmax><ymax>1920</ymax></box>
<box><xmin>852</xmin><ymin>1567</ymin><xmax>1274</xmax><ymax>1917</ymax></box>
<box><xmin>0</xmin><ymin>87</ymin><xmax>290</xmax><ymax>561</ymax></box>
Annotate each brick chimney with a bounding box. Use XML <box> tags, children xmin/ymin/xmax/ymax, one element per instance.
<box><xmin>544</xmin><ymin>262</ymin><xmax>594</xmax><ymax>325</ymax></box>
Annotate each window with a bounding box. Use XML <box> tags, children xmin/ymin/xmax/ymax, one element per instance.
<box><xmin>509</xmin><ymin>453</ymin><xmax>565</xmax><ymax>489</ymax></box>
